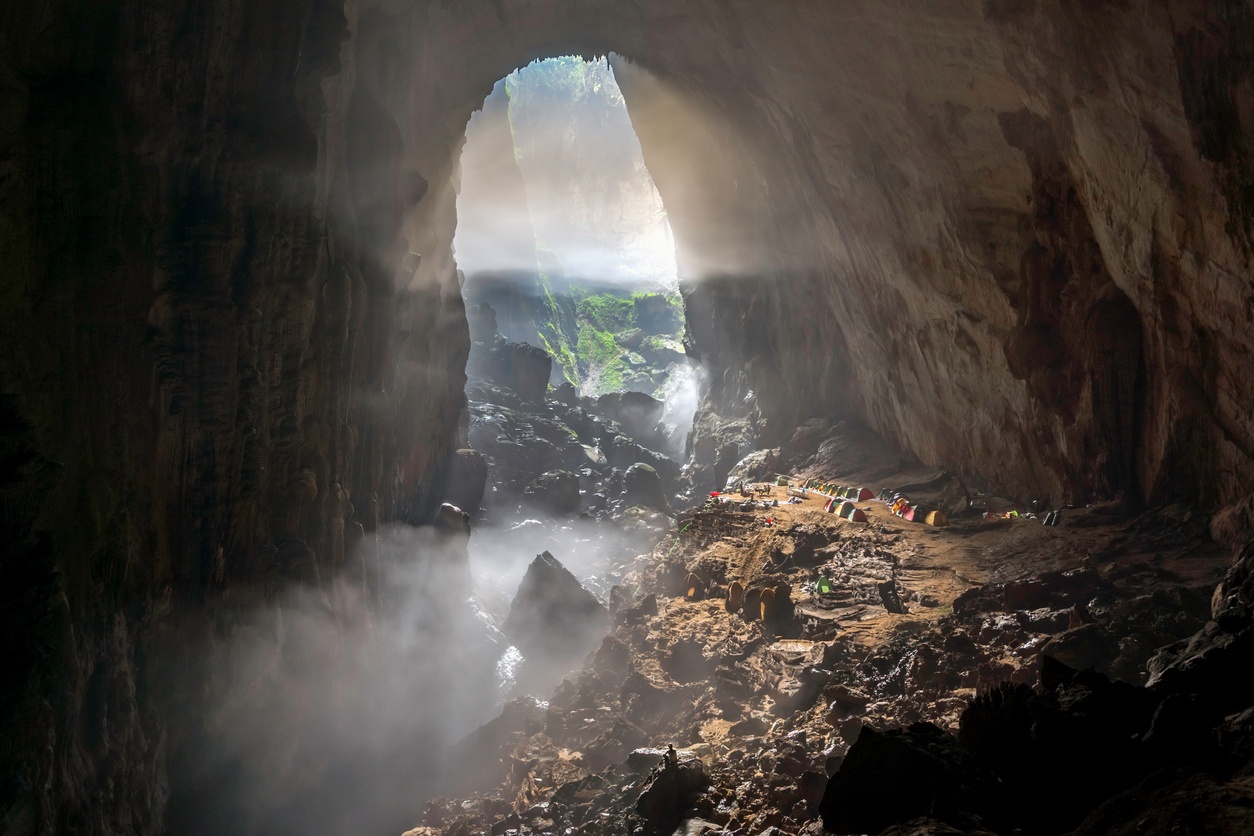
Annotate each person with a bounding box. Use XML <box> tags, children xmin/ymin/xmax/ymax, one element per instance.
<box><xmin>665</xmin><ymin>744</ymin><xmax>678</xmax><ymax>769</ymax></box>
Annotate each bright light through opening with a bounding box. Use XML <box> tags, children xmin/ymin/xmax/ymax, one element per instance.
<box><xmin>455</xmin><ymin>55</ymin><xmax>679</xmax><ymax>292</ymax></box>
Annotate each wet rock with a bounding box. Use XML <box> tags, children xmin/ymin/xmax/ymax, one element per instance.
<box><xmin>623</xmin><ymin>462</ymin><xmax>671</xmax><ymax>512</ymax></box>
<box><xmin>522</xmin><ymin>469</ymin><xmax>581</xmax><ymax>516</ymax></box>
<box><xmin>503</xmin><ymin>551</ymin><xmax>608</xmax><ymax>660</ymax></box>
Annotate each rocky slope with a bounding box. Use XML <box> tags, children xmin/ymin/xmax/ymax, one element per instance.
<box><xmin>413</xmin><ymin>426</ymin><xmax>1254</xmax><ymax>835</ymax></box>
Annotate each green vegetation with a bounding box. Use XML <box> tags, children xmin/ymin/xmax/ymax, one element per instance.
<box><xmin>498</xmin><ymin>55</ymin><xmax>683</xmax><ymax>397</ymax></box>
<box><xmin>534</xmin><ymin>280</ymin><xmax>684</xmax><ymax>397</ymax></box>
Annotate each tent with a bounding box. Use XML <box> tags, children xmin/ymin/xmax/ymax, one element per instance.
<box><xmin>878</xmin><ymin>488</ymin><xmax>894</xmax><ymax>502</ymax></box>
<box><xmin>852</xmin><ymin>487</ymin><xmax>875</xmax><ymax>501</ymax></box>
<box><xmin>892</xmin><ymin>497</ymin><xmax>910</xmax><ymax>515</ymax></box>
<box><xmin>837</xmin><ymin>500</ymin><xmax>868</xmax><ymax>522</ymax></box>
<box><xmin>824</xmin><ymin>496</ymin><xmax>838</xmax><ymax>513</ymax></box>
<box><xmin>759</xmin><ymin>587</ymin><xmax>777</xmax><ymax>621</ymax></box>
<box><xmin>901</xmin><ymin>504</ymin><xmax>919</xmax><ymax>522</ymax></box>
<box><xmin>815</xmin><ymin>575</ymin><xmax>834</xmax><ymax>594</ymax></box>
<box><xmin>684</xmin><ymin>573</ymin><xmax>704</xmax><ymax>601</ymax></box>
<box><xmin>726</xmin><ymin>580</ymin><xmax>745</xmax><ymax>611</ymax></box>
<box><xmin>924</xmin><ymin>509</ymin><xmax>949</xmax><ymax>527</ymax></box>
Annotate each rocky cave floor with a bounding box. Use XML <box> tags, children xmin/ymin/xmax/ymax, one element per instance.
<box><xmin>406</xmin><ymin>414</ymin><xmax>1254</xmax><ymax>836</ymax></box>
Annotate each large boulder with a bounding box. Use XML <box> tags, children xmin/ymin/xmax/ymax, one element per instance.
<box><xmin>596</xmin><ymin>390</ymin><xmax>665</xmax><ymax>444</ymax></box>
<box><xmin>522</xmin><ymin>469</ymin><xmax>580</xmax><ymax>517</ymax></box>
<box><xmin>494</xmin><ymin>341</ymin><xmax>552</xmax><ymax>404</ymax></box>
<box><xmin>467</xmin><ymin>338</ymin><xmax>552</xmax><ymax>404</ymax></box>
<box><xmin>820</xmin><ymin>723</ymin><xmax>994</xmax><ymax>834</ymax></box>
<box><xmin>503</xmin><ymin>551</ymin><xmax>609</xmax><ymax>660</ymax></box>
<box><xmin>726</xmin><ymin>448</ymin><xmax>779</xmax><ymax>486</ymax></box>
<box><xmin>622</xmin><ymin>462</ymin><xmax>670</xmax><ymax>512</ymax></box>
<box><xmin>634</xmin><ymin>750</ymin><xmax>707</xmax><ymax>833</ymax></box>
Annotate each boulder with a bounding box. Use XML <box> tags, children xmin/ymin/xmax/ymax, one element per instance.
<box><xmin>596</xmin><ymin>390</ymin><xmax>664</xmax><ymax>442</ymax></box>
<box><xmin>725</xmin><ymin>448</ymin><xmax>779</xmax><ymax>486</ymax></box>
<box><xmin>522</xmin><ymin>469</ymin><xmax>580</xmax><ymax>516</ymax></box>
<box><xmin>502</xmin><ymin>551</ymin><xmax>609</xmax><ymax>660</ymax></box>
<box><xmin>468</xmin><ymin>339</ymin><xmax>553</xmax><ymax>403</ymax></box>
<box><xmin>622</xmin><ymin>462</ymin><xmax>670</xmax><ymax>512</ymax></box>
<box><xmin>635</xmin><ymin>751</ymin><xmax>707</xmax><ymax>832</ymax></box>
<box><xmin>820</xmin><ymin>723</ymin><xmax>993</xmax><ymax>834</ymax></box>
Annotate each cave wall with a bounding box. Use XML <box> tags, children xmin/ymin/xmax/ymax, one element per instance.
<box><xmin>2</xmin><ymin>0</ymin><xmax>1253</xmax><ymax>832</ymax></box>
<box><xmin>406</xmin><ymin>0</ymin><xmax>1254</xmax><ymax>518</ymax></box>
<box><xmin>0</xmin><ymin>0</ymin><xmax>466</xmax><ymax>831</ymax></box>
<box><xmin>603</xmin><ymin>1</ymin><xmax>1254</xmax><ymax>521</ymax></box>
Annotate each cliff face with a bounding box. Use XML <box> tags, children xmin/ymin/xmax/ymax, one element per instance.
<box><xmin>1</xmin><ymin>0</ymin><xmax>1252</xmax><ymax>832</ymax></box>
<box><xmin>607</xmin><ymin>3</ymin><xmax>1254</xmax><ymax>521</ymax></box>
<box><xmin>1</xmin><ymin>1</ymin><xmax>465</xmax><ymax>831</ymax></box>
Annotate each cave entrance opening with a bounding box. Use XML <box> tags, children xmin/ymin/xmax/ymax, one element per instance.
<box><xmin>452</xmin><ymin>56</ymin><xmax>698</xmax><ymax>706</ymax></box>
<box><xmin>455</xmin><ymin>55</ymin><xmax>697</xmax><ymax>439</ymax></box>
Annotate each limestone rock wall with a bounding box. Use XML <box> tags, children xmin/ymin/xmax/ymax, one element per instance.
<box><xmin>0</xmin><ymin>0</ymin><xmax>467</xmax><ymax>831</ymax></box>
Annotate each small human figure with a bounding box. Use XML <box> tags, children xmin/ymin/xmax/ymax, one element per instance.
<box><xmin>664</xmin><ymin>744</ymin><xmax>678</xmax><ymax>770</ymax></box>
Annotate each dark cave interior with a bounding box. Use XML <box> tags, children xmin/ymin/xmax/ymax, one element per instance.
<box><xmin>2</xmin><ymin>1</ymin><xmax>1254</xmax><ymax>834</ymax></box>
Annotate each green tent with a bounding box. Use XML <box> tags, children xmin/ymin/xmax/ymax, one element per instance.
<box><xmin>815</xmin><ymin>575</ymin><xmax>834</xmax><ymax>594</ymax></box>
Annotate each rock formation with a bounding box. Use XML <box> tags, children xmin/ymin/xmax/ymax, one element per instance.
<box><xmin>503</xmin><ymin>551</ymin><xmax>610</xmax><ymax>661</ymax></box>
<box><xmin>1</xmin><ymin>0</ymin><xmax>1252</xmax><ymax>832</ymax></box>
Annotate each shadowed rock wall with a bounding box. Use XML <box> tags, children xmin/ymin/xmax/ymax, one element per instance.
<box><xmin>0</xmin><ymin>0</ymin><xmax>466</xmax><ymax>831</ymax></box>
<box><xmin>1</xmin><ymin>0</ymin><xmax>1252</xmax><ymax>832</ymax></box>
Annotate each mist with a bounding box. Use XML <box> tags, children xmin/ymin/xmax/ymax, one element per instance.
<box><xmin>168</xmin><ymin>524</ymin><xmax>509</xmax><ymax>835</ymax></box>
<box><xmin>455</xmin><ymin>56</ymin><xmax>678</xmax><ymax>292</ymax></box>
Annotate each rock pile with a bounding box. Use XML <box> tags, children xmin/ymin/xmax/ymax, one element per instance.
<box><xmin>416</xmin><ymin>467</ymin><xmax>1253</xmax><ymax>836</ymax></box>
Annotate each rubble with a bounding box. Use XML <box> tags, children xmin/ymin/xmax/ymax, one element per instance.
<box><xmin>419</xmin><ymin>427</ymin><xmax>1250</xmax><ymax>835</ymax></box>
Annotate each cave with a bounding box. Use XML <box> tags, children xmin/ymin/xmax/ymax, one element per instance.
<box><xmin>2</xmin><ymin>2</ymin><xmax>1253</xmax><ymax>834</ymax></box>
